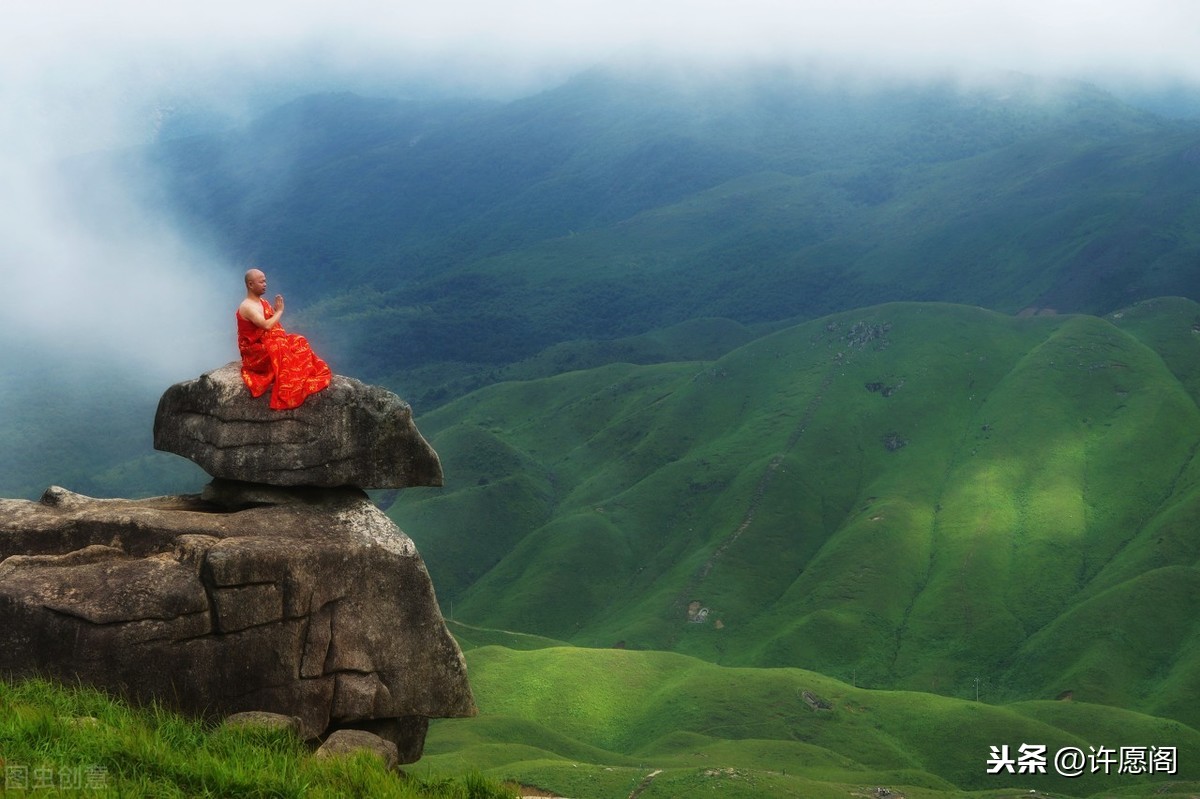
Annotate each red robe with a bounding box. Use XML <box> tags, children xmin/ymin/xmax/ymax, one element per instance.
<box><xmin>237</xmin><ymin>299</ymin><xmax>332</xmax><ymax>410</ymax></box>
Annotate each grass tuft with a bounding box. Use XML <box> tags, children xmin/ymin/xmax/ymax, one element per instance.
<box><xmin>0</xmin><ymin>677</ymin><xmax>517</xmax><ymax>799</ymax></box>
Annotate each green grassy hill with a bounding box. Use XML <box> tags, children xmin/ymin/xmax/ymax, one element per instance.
<box><xmin>420</xmin><ymin>631</ymin><xmax>1200</xmax><ymax>798</ymax></box>
<box><xmin>392</xmin><ymin>299</ymin><xmax>1200</xmax><ymax>731</ymax></box>
<box><xmin>0</xmin><ymin>677</ymin><xmax>516</xmax><ymax>798</ymax></box>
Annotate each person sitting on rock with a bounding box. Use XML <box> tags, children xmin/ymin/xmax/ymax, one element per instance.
<box><xmin>237</xmin><ymin>268</ymin><xmax>332</xmax><ymax>410</ymax></box>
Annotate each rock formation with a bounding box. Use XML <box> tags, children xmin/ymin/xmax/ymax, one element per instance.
<box><xmin>0</xmin><ymin>368</ymin><xmax>473</xmax><ymax>763</ymax></box>
<box><xmin>0</xmin><ymin>484</ymin><xmax>474</xmax><ymax>758</ymax></box>
<box><xmin>315</xmin><ymin>729</ymin><xmax>400</xmax><ymax>769</ymax></box>
<box><xmin>153</xmin><ymin>363</ymin><xmax>442</xmax><ymax>489</ymax></box>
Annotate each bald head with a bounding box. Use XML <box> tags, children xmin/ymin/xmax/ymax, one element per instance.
<box><xmin>244</xmin><ymin>269</ymin><xmax>268</xmax><ymax>298</ymax></box>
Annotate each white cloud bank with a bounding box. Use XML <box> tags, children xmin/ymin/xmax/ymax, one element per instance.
<box><xmin>9</xmin><ymin>1</ymin><xmax>1200</xmax><ymax>78</ymax></box>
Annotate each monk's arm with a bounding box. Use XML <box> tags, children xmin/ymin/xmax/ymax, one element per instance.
<box><xmin>241</xmin><ymin>296</ymin><xmax>285</xmax><ymax>330</ymax></box>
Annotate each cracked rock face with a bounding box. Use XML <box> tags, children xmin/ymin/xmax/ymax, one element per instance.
<box><xmin>153</xmin><ymin>363</ymin><xmax>443</xmax><ymax>489</ymax></box>
<box><xmin>0</xmin><ymin>484</ymin><xmax>475</xmax><ymax>758</ymax></box>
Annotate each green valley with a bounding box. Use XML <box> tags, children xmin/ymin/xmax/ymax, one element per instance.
<box><xmin>419</xmin><ymin>624</ymin><xmax>1200</xmax><ymax>798</ymax></box>
<box><xmin>392</xmin><ymin>299</ymin><xmax>1200</xmax><ymax>732</ymax></box>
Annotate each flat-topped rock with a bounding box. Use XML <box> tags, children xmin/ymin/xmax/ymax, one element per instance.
<box><xmin>0</xmin><ymin>485</ymin><xmax>475</xmax><ymax>756</ymax></box>
<box><xmin>153</xmin><ymin>363</ymin><xmax>442</xmax><ymax>489</ymax></box>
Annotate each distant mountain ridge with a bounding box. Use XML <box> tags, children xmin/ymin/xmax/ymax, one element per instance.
<box><xmin>10</xmin><ymin>64</ymin><xmax>1199</xmax><ymax>499</ymax></box>
<box><xmin>130</xmin><ymin>65</ymin><xmax>1199</xmax><ymax>407</ymax></box>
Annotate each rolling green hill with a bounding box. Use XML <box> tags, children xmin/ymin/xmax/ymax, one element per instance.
<box><xmin>392</xmin><ymin>298</ymin><xmax>1200</xmax><ymax>731</ymax></box>
<box><xmin>419</xmin><ymin>632</ymin><xmax>1200</xmax><ymax>798</ymax></box>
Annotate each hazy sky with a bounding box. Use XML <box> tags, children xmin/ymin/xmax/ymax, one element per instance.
<box><xmin>5</xmin><ymin>1</ymin><xmax>1200</xmax><ymax>157</ymax></box>
<box><xmin>2</xmin><ymin>1</ymin><xmax>1197</xmax><ymax>368</ymax></box>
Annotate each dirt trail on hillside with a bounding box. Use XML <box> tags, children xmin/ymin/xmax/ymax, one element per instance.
<box><xmin>677</xmin><ymin>365</ymin><xmax>838</xmax><ymax>608</ymax></box>
<box><xmin>627</xmin><ymin>769</ymin><xmax>663</xmax><ymax>799</ymax></box>
<box><xmin>515</xmin><ymin>767</ymin><xmax>663</xmax><ymax>799</ymax></box>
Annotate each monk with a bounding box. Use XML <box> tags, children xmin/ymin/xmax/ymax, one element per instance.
<box><xmin>237</xmin><ymin>268</ymin><xmax>332</xmax><ymax>410</ymax></box>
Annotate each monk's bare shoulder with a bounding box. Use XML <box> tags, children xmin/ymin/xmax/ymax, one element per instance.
<box><xmin>238</xmin><ymin>298</ymin><xmax>263</xmax><ymax>322</ymax></box>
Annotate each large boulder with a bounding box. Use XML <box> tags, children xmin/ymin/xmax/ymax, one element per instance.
<box><xmin>153</xmin><ymin>363</ymin><xmax>442</xmax><ymax>489</ymax></box>
<box><xmin>0</xmin><ymin>484</ymin><xmax>475</xmax><ymax>757</ymax></box>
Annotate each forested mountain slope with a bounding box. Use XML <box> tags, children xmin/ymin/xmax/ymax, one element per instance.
<box><xmin>393</xmin><ymin>298</ymin><xmax>1200</xmax><ymax>729</ymax></box>
<box><xmin>136</xmin><ymin>67</ymin><xmax>1200</xmax><ymax>406</ymax></box>
<box><xmin>15</xmin><ymin>67</ymin><xmax>1196</xmax><ymax>498</ymax></box>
